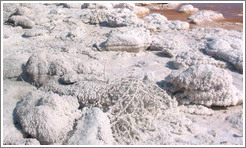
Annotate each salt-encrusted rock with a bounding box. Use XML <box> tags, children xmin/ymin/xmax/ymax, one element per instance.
<box><xmin>148</xmin><ymin>33</ymin><xmax>189</xmax><ymax>57</ymax></box>
<box><xmin>60</xmin><ymin>74</ymin><xmax>78</xmax><ymax>84</ymax></box>
<box><xmin>144</xmin><ymin>13</ymin><xmax>168</xmax><ymax>23</ymax></box>
<box><xmin>81</xmin><ymin>3</ymin><xmax>113</xmax><ymax>9</ymax></box>
<box><xmin>13</xmin><ymin>7</ymin><xmax>32</xmax><ymax>15</ymax></box>
<box><xmin>144</xmin><ymin>13</ymin><xmax>189</xmax><ymax>32</ymax></box>
<box><xmin>106</xmin><ymin>8</ymin><xmax>144</xmax><ymax>27</ymax></box>
<box><xmin>26</xmin><ymin>53</ymin><xmax>57</xmax><ymax>86</ymax></box>
<box><xmin>178</xmin><ymin>4</ymin><xmax>198</xmax><ymax>13</ymax></box>
<box><xmin>41</xmin><ymin>79</ymin><xmax>109</xmax><ymax>111</ymax></box>
<box><xmin>100</xmin><ymin>27</ymin><xmax>151</xmax><ymax>52</ymax></box>
<box><xmin>112</xmin><ymin>3</ymin><xmax>135</xmax><ymax>10</ymax></box>
<box><xmin>22</xmin><ymin>29</ymin><xmax>43</xmax><ymax>37</ymax></box>
<box><xmin>25</xmin><ymin>52</ymin><xmax>75</xmax><ymax>86</ymax></box>
<box><xmin>3</xmin><ymin>3</ymin><xmax>20</xmax><ymax>22</ymax></box>
<box><xmin>133</xmin><ymin>6</ymin><xmax>150</xmax><ymax>16</ymax></box>
<box><xmin>205</xmin><ymin>37</ymin><xmax>243</xmax><ymax>73</ymax></box>
<box><xmin>79</xmin><ymin>9</ymin><xmax>108</xmax><ymax>24</ymax></box>
<box><xmin>143</xmin><ymin>13</ymin><xmax>169</xmax><ymax>32</ymax></box>
<box><xmin>26</xmin><ymin>51</ymin><xmax>103</xmax><ymax>86</ymax></box>
<box><xmin>3</xmin><ymin>79</ymin><xmax>37</xmax><ymax>145</ymax></box>
<box><xmin>81</xmin><ymin>3</ymin><xmax>94</xmax><ymax>9</ymax></box>
<box><xmin>15</xmin><ymin>90</ymin><xmax>81</xmax><ymax>144</ymax></box>
<box><xmin>168</xmin><ymin>20</ymin><xmax>189</xmax><ymax>30</ymax></box>
<box><xmin>8</xmin><ymin>15</ymin><xmax>35</xmax><ymax>29</ymax></box>
<box><xmin>188</xmin><ymin>10</ymin><xmax>224</xmax><ymax>24</ymax></box>
<box><xmin>173</xmin><ymin>51</ymin><xmax>226</xmax><ymax>69</ymax></box>
<box><xmin>178</xmin><ymin>105</ymin><xmax>214</xmax><ymax>116</ymax></box>
<box><xmin>152</xmin><ymin>3</ymin><xmax>180</xmax><ymax>10</ymax></box>
<box><xmin>166</xmin><ymin>64</ymin><xmax>242</xmax><ymax>107</ymax></box>
<box><xmin>57</xmin><ymin>3</ymin><xmax>83</xmax><ymax>9</ymax></box>
<box><xmin>164</xmin><ymin>3</ymin><xmax>180</xmax><ymax>9</ymax></box>
<box><xmin>67</xmin><ymin>107</ymin><xmax>114</xmax><ymax>145</ymax></box>
<box><xmin>80</xmin><ymin>8</ymin><xmax>143</xmax><ymax>27</ymax></box>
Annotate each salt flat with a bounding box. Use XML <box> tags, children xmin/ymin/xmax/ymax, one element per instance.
<box><xmin>2</xmin><ymin>3</ymin><xmax>244</xmax><ymax>145</ymax></box>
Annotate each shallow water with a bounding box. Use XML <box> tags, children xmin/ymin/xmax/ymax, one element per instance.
<box><xmin>151</xmin><ymin>3</ymin><xmax>243</xmax><ymax>23</ymax></box>
<box><xmin>187</xmin><ymin>3</ymin><xmax>243</xmax><ymax>22</ymax></box>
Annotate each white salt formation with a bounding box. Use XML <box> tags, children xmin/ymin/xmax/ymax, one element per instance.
<box><xmin>188</xmin><ymin>10</ymin><xmax>224</xmax><ymax>24</ymax></box>
<box><xmin>106</xmin><ymin>8</ymin><xmax>144</xmax><ymax>27</ymax></box>
<box><xmin>81</xmin><ymin>3</ymin><xmax>114</xmax><ymax>9</ymax></box>
<box><xmin>7</xmin><ymin>15</ymin><xmax>35</xmax><ymax>29</ymax></box>
<box><xmin>14</xmin><ymin>7</ymin><xmax>32</xmax><ymax>15</ymax></box>
<box><xmin>57</xmin><ymin>3</ymin><xmax>83</xmax><ymax>9</ymax></box>
<box><xmin>3</xmin><ymin>2</ymin><xmax>243</xmax><ymax>146</ymax></box>
<box><xmin>80</xmin><ymin>4</ymin><xmax>144</xmax><ymax>27</ymax></box>
<box><xmin>100</xmin><ymin>27</ymin><xmax>151</xmax><ymax>52</ymax></box>
<box><xmin>42</xmin><ymin>76</ymin><xmax>178</xmax><ymax>144</ymax></box>
<box><xmin>179</xmin><ymin>4</ymin><xmax>198</xmax><ymax>13</ymax></box>
<box><xmin>26</xmin><ymin>52</ymin><xmax>73</xmax><ymax>86</ymax></box>
<box><xmin>173</xmin><ymin>51</ymin><xmax>226</xmax><ymax>69</ymax></box>
<box><xmin>148</xmin><ymin>33</ymin><xmax>189</xmax><ymax>57</ymax></box>
<box><xmin>143</xmin><ymin>13</ymin><xmax>189</xmax><ymax>32</ymax></box>
<box><xmin>41</xmin><ymin>79</ymin><xmax>109</xmax><ymax>111</ymax></box>
<box><xmin>151</xmin><ymin>3</ymin><xmax>180</xmax><ymax>10</ymax></box>
<box><xmin>143</xmin><ymin>13</ymin><xmax>169</xmax><ymax>32</ymax></box>
<box><xmin>166</xmin><ymin>64</ymin><xmax>242</xmax><ymax>107</ymax></box>
<box><xmin>168</xmin><ymin>20</ymin><xmax>189</xmax><ymax>30</ymax></box>
<box><xmin>178</xmin><ymin>105</ymin><xmax>214</xmax><ymax>116</ymax></box>
<box><xmin>205</xmin><ymin>37</ymin><xmax>243</xmax><ymax>73</ymax></box>
<box><xmin>3</xmin><ymin>80</ymin><xmax>37</xmax><ymax>145</ymax></box>
<box><xmin>133</xmin><ymin>5</ymin><xmax>150</xmax><ymax>16</ymax></box>
<box><xmin>15</xmin><ymin>90</ymin><xmax>81</xmax><ymax>144</ymax></box>
<box><xmin>107</xmin><ymin>77</ymin><xmax>178</xmax><ymax>144</ymax></box>
<box><xmin>26</xmin><ymin>52</ymin><xmax>104</xmax><ymax>86</ymax></box>
<box><xmin>5</xmin><ymin>4</ymin><xmax>35</xmax><ymax>29</ymax></box>
<box><xmin>67</xmin><ymin>107</ymin><xmax>114</xmax><ymax>145</ymax></box>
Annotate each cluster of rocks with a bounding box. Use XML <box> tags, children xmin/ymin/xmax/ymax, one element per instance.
<box><xmin>3</xmin><ymin>2</ymin><xmax>243</xmax><ymax>146</ymax></box>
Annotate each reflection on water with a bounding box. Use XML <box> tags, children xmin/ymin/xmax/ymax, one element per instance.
<box><xmin>150</xmin><ymin>3</ymin><xmax>243</xmax><ymax>23</ymax></box>
<box><xmin>185</xmin><ymin>3</ymin><xmax>243</xmax><ymax>19</ymax></box>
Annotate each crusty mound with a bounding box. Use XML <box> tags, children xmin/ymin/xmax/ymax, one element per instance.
<box><xmin>173</xmin><ymin>51</ymin><xmax>226</xmax><ymax>69</ymax></box>
<box><xmin>15</xmin><ymin>90</ymin><xmax>81</xmax><ymax>144</ymax></box>
<box><xmin>166</xmin><ymin>64</ymin><xmax>242</xmax><ymax>107</ymax></box>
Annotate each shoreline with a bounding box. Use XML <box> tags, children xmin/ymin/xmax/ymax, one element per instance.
<box><xmin>140</xmin><ymin>3</ymin><xmax>243</xmax><ymax>32</ymax></box>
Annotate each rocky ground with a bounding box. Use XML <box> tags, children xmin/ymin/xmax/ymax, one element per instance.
<box><xmin>2</xmin><ymin>3</ymin><xmax>244</xmax><ymax>145</ymax></box>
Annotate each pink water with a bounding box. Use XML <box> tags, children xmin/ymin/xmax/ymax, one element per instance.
<box><xmin>184</xmin><ymin>3</ymin><xmax>243</xmax><ymax>21</ymax></box>
<box><xmin>151</xmin><ymin>3</ymin><xmax>243</xmax><ymax>23</ymax></box>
